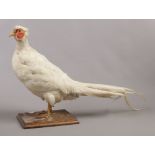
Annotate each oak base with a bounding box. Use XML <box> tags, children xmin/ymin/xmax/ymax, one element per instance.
<box><xmin>17</xmin><ymin>109</ymin><xmax>79</xmax><ymax>129</ymax></box>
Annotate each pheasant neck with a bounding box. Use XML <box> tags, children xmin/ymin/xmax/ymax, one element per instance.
<box><xmin>16</xmin><ymin>39</ymin><xmax>30</xmax><ymax>50</ymax></box>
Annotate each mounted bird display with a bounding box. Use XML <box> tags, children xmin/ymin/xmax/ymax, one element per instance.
<box><xmin>10</xmin><ymin>25</ymin><xmax>141</xmax><ymax>122</ymax></box>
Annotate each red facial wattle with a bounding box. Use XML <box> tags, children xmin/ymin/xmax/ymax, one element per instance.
<box><xmin>15</xmin><ymin>30</ymin><xmax>25</xmax><ymax>40</ymax></box>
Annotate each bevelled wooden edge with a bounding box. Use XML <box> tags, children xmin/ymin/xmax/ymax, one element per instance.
<box><xmin>17</xmin><ymin>109</ymin><xmax>79</xmax><ymax>129</ymax></box>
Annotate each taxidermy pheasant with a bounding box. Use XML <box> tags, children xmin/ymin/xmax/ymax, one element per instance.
<box><xmin>10</xmin><ymin>25</ymin><xmax>140</xmax><ymax>118</ymax></box>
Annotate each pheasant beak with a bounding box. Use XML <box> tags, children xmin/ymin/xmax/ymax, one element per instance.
<box><xmin>9</xmin><ymin>31</ymin><xmax>15</xmax><ymax>37</ymax></box>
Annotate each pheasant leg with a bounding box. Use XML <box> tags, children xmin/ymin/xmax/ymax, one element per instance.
<box><xmin>47</xmin><ymin>102</ymin><xmax>53</xmax><ymax>118</ymax></box>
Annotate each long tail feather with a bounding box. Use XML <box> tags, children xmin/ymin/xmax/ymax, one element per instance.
<box><xmin>76</xmin><ymin>81</ymin><xmax>135</xmax><ymax>94</ymax></box>
<box><xmin>124</xmin><ymin>95</ymin><xmax>144</xmax><ymax>111</ymax></box>
<box><xmin>74</xmin><ymin>81</ymin><xmax>144</xmax><ymax>110</ymax></box>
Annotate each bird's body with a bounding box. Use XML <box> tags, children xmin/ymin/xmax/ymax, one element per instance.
<box><xmin>11</xmin><ymin>25</ymin><xmax>139</xmax><ymax>117</ymax></box>
<box><xmin>12</xmin><ymin>41</ymin><xmax>76</xmax><ymax>103</ymax></box>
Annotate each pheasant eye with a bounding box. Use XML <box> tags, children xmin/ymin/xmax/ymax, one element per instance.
<box><xmin>15</xmin><ymin>29</ymin><xmax>22</xmax><ymax>33</ymax></box>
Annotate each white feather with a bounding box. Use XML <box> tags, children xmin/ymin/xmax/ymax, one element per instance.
<box><xmin>12</xmin><ymin>26</ymin><xmax>138</xmax><ymax>110</ymax></box>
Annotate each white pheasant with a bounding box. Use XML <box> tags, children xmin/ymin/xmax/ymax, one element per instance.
<box><xmin>10</xmin><ymin>25</ymin><xmax>139</xmax><ymax>118</ymax></box>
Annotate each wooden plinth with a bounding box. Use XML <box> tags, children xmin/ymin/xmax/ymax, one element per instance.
<box><xmin>17</xmin><ymin>109</ymin><xmax>79</xmax><ymax>129</ymax></box>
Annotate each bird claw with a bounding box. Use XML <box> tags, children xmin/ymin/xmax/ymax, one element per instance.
<box><xmin>46</xmin><ymin>114</ymin><xmax>53</xmax><ymax>121</ymax></box>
